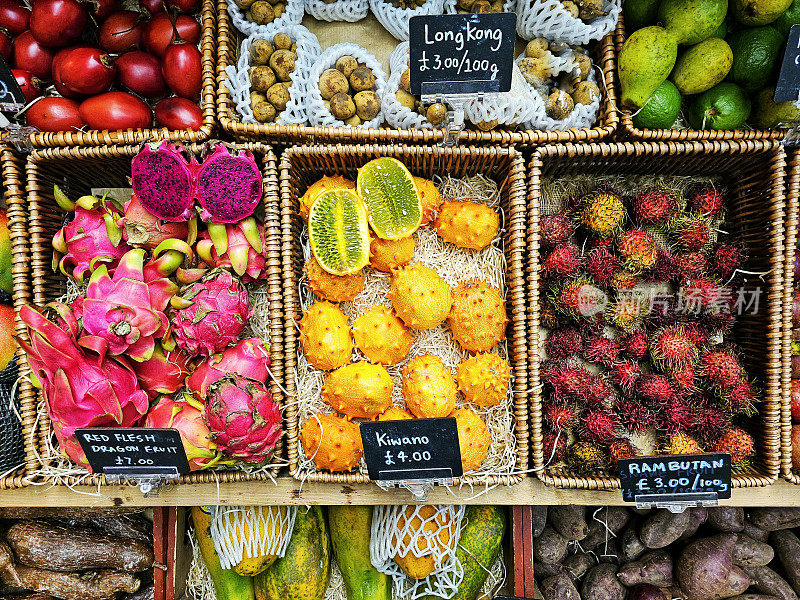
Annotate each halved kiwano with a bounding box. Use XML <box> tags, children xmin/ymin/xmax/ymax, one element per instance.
<box><xmin>309</xmin><ymin>189</ymin><xmax>370</xmax><ymax>276</ymax></box>
<box><xmin>356</xmin><ymin>157</ymin><xmax>422</xmax><ymax>240</ymax></box>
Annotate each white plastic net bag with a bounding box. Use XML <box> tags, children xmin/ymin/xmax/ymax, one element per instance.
<box><xmin>228</xmin><ymin>0</ymin><xmax>305</xmax><ymax>37</ymax></box>
<box><xmin>516</xmin><ymin>0</ymin><xmax>621</xmax><ymax>44</ymax></box>
<box><xmin>306</xmin><ymin>43</ymin><xmax>387</xmax><ymax>128</ymax></box>
<box><xmin>382</xmin><ymin>42</ymin><xmax>431</xmax><ymax>131</ymax></box>
<box><xmin>224</xmin><ymin>24</ymin><xmax>321</xmax><ymax>126</ymax></box>
<box><xmin>370</xmin><ymin>505</ymin><xmax>466</xmax><ymax>600</ymax></box>
<box><xmin>369</xmin><ymin>0</ymin><xmax>445</xmax><ymax>41</ymax></box>
<box><xmin>210</xmin><ymin>506</ymin><xmax>299</xmax><ymax>571</ymax></box>
<box><xmin>305</xmin><ymin>0</ymin><xmax>369</xmax><ymax>21</ymax></box>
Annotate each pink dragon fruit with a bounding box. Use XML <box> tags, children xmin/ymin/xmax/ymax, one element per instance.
<box><xmin>19</xmin><ymin>304</ymin><xmax>149</xmax><ymax>467</ymax></box>
<box><xmin>52</xmin><ymin>187</ymin><xmax>131</xmax><ymax>283</ymax></box>
<box><xmin>170</xmin><ymin>268</ymin><xmax>250</xmax><ymax>357</ymax></box>
<box><xmin>119</xmin><ymin>193</ymin><xmax>197</xmax><ymax>250</ymax></box>
<box><xmin>196</xmin><ymin>217</ymin><xmax>268</xmax><ymax>281</ymax></box>
<box><xmin>187</xmin><ymin>338</ymin><xmax>271</xmax><ymax>397</ymax></box>
<box><xmin>131</xmin><ymin>142</ymin><xmax>196</xmax><ymax>222</ymax></box>
<box><xmin>145</xmin><ymin>393</ymin><xmax>232</xmax><ymax>470</ymax></box>
<box><xmin>196</xmin><ymin>144</ymin><xmax>262</xmax><ymax>224</ymax></box>
<box><xmin>133</xmin><ymin>343</ymin><xmax>194</xmax><ymax>399</ymax></box>
<box><xmin>80</xmin><ymin>249</ymin><xmax>176</xmax><ymax>361</ymax></box>
<box><xmin>204</xmin><ymin>373</ymin><xmax>281</xmax><ymax>463</ymax></box>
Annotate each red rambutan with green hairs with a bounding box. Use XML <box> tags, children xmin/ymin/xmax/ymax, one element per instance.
<box><xmin>632</xmin><ymin>189</ymin><xmax>679</xmax><ymax>226</ymax></box>
<box><xmin>611</xmin><ymin>270</ymin><xmax>641</xmax><ymax>291</ymax></box>
<box><xmin>540</xmin><ymin>299</ymin><xmax>561</xmax><ymax>330</ymax></box>
<box><xmin>542</xmin><ymin>243</ymin><xmax>583</xmax><ymax>280</ymax></box>
<box><xmin>617</xmin><ymin>229</ymin><xmax>659</xmax><ymax>274</ymax></box>
<box><xmin>623</xmin><ymin>328</ymin><xmax>650</xmax><ymax>361</ymax></box>
<box><xmin>610</xmin><ymin>360</ymin><xmax>641</xmax><ymax>396</ymax></box>
<box><xmin>615</xmin><ymin>396</ymin><xmax>654</xmax><ymax>434</ymax></box>
<box><xmin>583</xmin><ymin>336</ymin><xmax>621</xmax><ymax>367</ymax></box>
<box><xmin>647</xmin><ymin>248</ymin><xmax>676</xmax><ymax>282</ymax></box>
<box><xmin>580</xmin><ymin>408</ymin><xmax>620</xmax><ymax>442</ymax></box>
<box><xmin>578</xmin><ymin>312</ymin><xmax>607</xmax><ymax>339</ymax></box>
<box><xmin>542</xmin><ymin>430</ymin><xmax>568</xmax><ymax>462</ymax></box>
<box><xmin>673</xmin><ymin>252</ymin><xmax>710</xmax><ymax>280</ymax></box>
<box><xmin>550</xmin><ymin>276</ymin><xmax>606</xmax><ymax>321</ymax></box>
<box><xmin>672</xmin><ymin>366</ymin><xmax>697</xmax><ymax>392</ymax></box>
<box><xmin>711</xmin><ymin>243</ymin><xmax>746</xmax><ymax>280</ymax></box>
<box><xmin>682</xmin><ymin>322</ymin><xmax>711</xmax><ymax>347</ymax></box>
<box><xmin>587</xmin><ymin>236</ymin><xmax>614</xmax><ymax>250</ymax></box>
<box><xmin>650</xmin><ymin>325</ymin><xmax>699</xmax><ymax>371</ymax></box>
<box><xmin>700</xmin><ymin>348</ymin><xmax>743</xmax><ymax>390</ymax></box>
<box><xmin>658</xmin><ymin>397</ymin><xmax>700</xmax><ymax>437</ymax></box>
<box><xmin>543</xmin><ymin>362</ymin><xmax>594</xmax><ymax>401</ymax></box>
<box><xmin>708</xmin><ymin>427</ymin><xmax>756</xmax><ymax>467</ymax></box>
<box><xmin>703</xmin><ymin>307</ymin><xmax>736</xmax><ymax>334</ymax></box>
<box><xmin>723</xmin><ymin>379</ymin><xmax>758</xmax><ymax>416</ymax></box>
<box><xmin>543</xmin><ymin>400</ymin><xmax>580</xmax><ymax>430</ymax></box>
<box><xmin>644</xmin><ymin>295</ymin><xmax>682</xmax><ymax>329</ymax></box>
<box><xmin>690</xmin><ymin>398</ymin><xmax>731</xmax><ymax>440</ymax></box>
<box><xmin>585</xmin><ymin>246</ymin><xmax>619</xmax><ymax>285</ymax></box>
<box><xmin>609</xmin><ymin>438</ymin><xmax>640</xmax><ymax>469</ymax></box>
<box><xmin>688</xmin><ymin>184</ymin><xmax>725</xmax><ymax>219</ymax></box>
<box><xmin>545</xmin><ymin>326</ymin><xmax>583</xmax><ymax>360</ymax></box>
<box><xmin>540</xmin><ymin>211</ymin><xmax>574</xmax><ymax>248</ymax></box>
<box><xmin>585</xmin><ymin>375</ymin><xmax>617</xmax><ymax>407</ymax></box>
<box><xmin>608</xmin><ymin>295</ymin><xmax>649</xmax><ymax>332</ymax></box>
<box><xmin>637</xmin><ymin>374</ymin><xmax>679</xmax><ymax>405</ymax></box>
<box><xmin>672</xmin><ymin>216</ymin><xmax>712</xmax><ymax>252</ymax></box>
<box><xmin>682</xmin><ymin>277</ymin><xmax>724</xmax><ymax>311</ymax></box>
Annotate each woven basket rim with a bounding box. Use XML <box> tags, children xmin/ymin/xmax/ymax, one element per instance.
<box><xmin>782</xmin><ymin>149</ymin><xmax>799</xmax><ymax>484</ymax></box>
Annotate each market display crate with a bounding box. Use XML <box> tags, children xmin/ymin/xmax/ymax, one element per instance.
<box><xmin>280</xmin><ymin>144</ymin><xmax>529</xmax><ymax>486</ymax></box>
<box><xmin>528</xmin><ymin>140</ymin><xmax>787</xmax><ymax>491</ymax></box>
<box><xmin>23</xmin><ymin>0</ymin><xmax>217</xmax><ymax>148</ymax></box>
<box><xmin>14</xmin><ymin>142</ymin><xmax>287</xmax><ymax>486</ymax></box>
<box><xmin>216</xmin><ymin>0</ymin><xmax>618</xmax><ymax>146</ymax></box>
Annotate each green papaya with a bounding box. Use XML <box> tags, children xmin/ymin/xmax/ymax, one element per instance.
<box><xmin>329</xmin><ymin>506</ymin><xmax>391</xmax><ymax>600</ymax></box>
<box><xmin>255</xmin><ymin>506</ymin><xmax>331</xmax><ymax>600</ymax></box>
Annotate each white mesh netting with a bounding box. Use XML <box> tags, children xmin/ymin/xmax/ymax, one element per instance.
<box><xmin>371</xmin><ymin>505</ymin><xmax>466</xmax><ymax>600</ymax></box>
<box><xmin>225</xmin><ymin>24</ymin><xmax>322</xmax><ymax>126</ymax></box>
<box><xmin>369</xmin><ymin>0</ymin><xmax>445</xmax><ymax>41</ymax></box>
<box><xmin>443</xmin><ymin>0</ymin><xmax>514</xmax><ymax>11</ymax></box>
<box><xmin>228</xmin><ymin>0</ymin><xmax>305</xmax><ymax>37</ymax></box>
<box><xmin>516</xmin><ymin>0</ymin><xmax>621</xmax><ymax>44</ymax></box>
<box><xmin>305</xmin><ymin>0</ymin><xmax>369</xmax><ymax>21</ymax></box>
<box><xmin>210</xmin><ymin>505</ymin><xmax>299</xmax><ymax>570</ymax></box>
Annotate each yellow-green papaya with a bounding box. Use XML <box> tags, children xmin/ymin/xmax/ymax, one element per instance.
<box><xmin>329</xmin><ymin>506</ymin><xmax>391</xmax><ymax>600</ymax></box>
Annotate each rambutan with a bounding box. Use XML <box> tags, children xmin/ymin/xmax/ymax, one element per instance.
<box><xmin>542</xmin><ymin>430</ymin><xmax>568</xmax><ymax>463</ymax></box>
<box><xmin>543</xmin><ymin>362</ymin><xmax>593</xmax><ymax>401</ymax></box>
<box><xmin>541</xmin><ymin>299</ymin><xmax>561</xmax><ymax>329</ymax></box>
<box><xmin>578</xmin><ymin>312</ymin><xmax>607</xmax><ymax>339</ymax></box>
<box><xmin>587</xmin><ymin>236</ymin><xmax>614</xmax><ymax>250</ymax></box>
<box><xmin>580</xmin><ymin>408</ymin><xmax>620</xmax><ymax>442</ymax></box>
<box><xmin>632</xmin><ymin>189</ymin><xmax>678</xmax><ymax>226</ymax></box>
<box><xmin>708</xmin><ymin>427</ymin><xmax>755</xmax><ymax>467</ymax></box>
<box><xmin>542</xmin><ymin>243</ymin><xmax>583</xmax><ymax>280</ymax></box>
<box><xmin>623</xmin><ymin>328</ymin><xmax>650</xmax><ymax>360</ymax></box>
<box><xmin>682</xmin><ymin>322</ymin><xmax>711</xmax><ymax>347</ymax></box>
<box><xmin>609</xmin><ymin>438</ymin><xmax>640</xmax><ymax>468</ymax></box>
<box><xmin>700</xmin><ymin>348</ymin><xmax>743</xmax><ymax>389</ymax></box>
<box><xmin>647</xmin><ymin>248</ymin><xmax>676</xmax><ymax>282</ymax></box>
<box><xmin>663</xmin><ymin>432</ymin><xmax>703</xmax><ymax>455</ymax></box>
<box><xmin>673</xmin><ymin>252</ymin><xmax>710</xmax><ymax>280</ymax></box>
<box><xmin>672</xmin><ymin>367</ymin><xmax>697</xmax><ymax>392</ymax></box>
<box><xmin>565</xmin><ymin>441</ymin><xmax>607</xmax><ymax>473</ymax></box>
<box><xmin>611</xmin><ymin>270</ymin><xmax>641</xmax><ymax>290</ymax></box>
<box><xmin>583</xmin><ymin>336</ymin><xmax>621</xmax><ymax>367</ymax></box>
<box><xmin>703</xmin><ymin>308</ymin><xmax>736</xmax><ymax>334</ymax></box>
<box><xmin>543</xmin><ymin>400</ymin><xmax>580</xmax><ymax>430</ymax></box>
<box><xmin>672</xmin><ymin>216</ymin><xmax>711</xmax><ymax>252</ymax></box>
<box><xmin>608</xmin><ymin>295</ymin><xmax>648</xmax><ymax>332</ymax></box>
<box><xmin>545</xmin><ymin>326</ymin><xmax>583</xmax><ymax>360</ymax></box>
<box><xmin>638</xmin><ymin>374</ymin><xmax>678</xmax><ymax>405</ymax></box>
<box><xmin>690</xmin><ymin>399</ymin><xmax>730</xmax><ymax>440</ymax></box>
<box><xmin>617</xmin><ymin>229</ymin><xmax>659</xmax><ymax>274</ymax></box>
<box><xmin>723</xmin><ymin>379</ymin><xmax>758</xmax><ymax>416</ymax></box>
<box><xmin>658</xmin><ymin>397</ymin><xmax>700</xmax><ymax>436</ymax></box>
<box><xmin>711</xmin><ymin>243</ymin><xmax>746</xmax><ymax>280</ymax></box>
<box><xmin>585</xmin><ymin>246</ymin><xmax>619</xmax><ymax>285</ymax></box>
<box><xmin>610</xmin><ymin>360</ymin><xmax>641</xmax><ymax>396</ymax></box>
<box><xmin>540</xmin><ymin>212</ymin><xmax>574</xmax><ymax>248</ymax></box>
<box><xmin>615</xmin><ymin>396</ymin><xmax>654</xmax><ymax>434</ymax></box>
<box><xmin>550</xmin><ymin>277</ymin><xmax>607</xmax><ymax>321</ymax></box>
<box><xmin>644</xmin><ymin>294</ymin><xmax>682</xmax><ymax>329</ymax></box>
<box><xmin>578</xmin><ymin>189</ymin><xmax>626</xmax><ymax>237</ymax></box>
<box><xmin>688</xmin><ymin>185</ymin><xmax>725</xmax><ymax>219</ymax></box>
<box><xmin>682</xmin><ymin>277</ymin><xmax>723</xmax><ymax>311</ymax></box>
<box><xmin>585</xmin><ymin>376</ymin><xmax>617</xmax><ymax>407</ymax></box>
<box><xmin>650</xmin><ymin>325</ymin><xmax>699</xmax><ymax>371</ymax></box>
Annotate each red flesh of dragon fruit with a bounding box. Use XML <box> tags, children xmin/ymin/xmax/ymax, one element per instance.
<box><xmin>132</xmin><ymin>343</ymin><xmax>193</xmax><ymax>399</ymax></box>
<box><xmin>196</xmin><ymin>218</ymin><xmax>267</xmax><ymax>282</ymax></box>
<box><xmin>197</xmin><ymin>144</ymin><xmax>262</xmax><ymax>224</ymax></box>
<box><xmin>19</xmin><ymin>304</ymin><xmax>148</xmax><ymax>467</ymax></box>
<box><xmin>187</xmin><ymin>338</ymin><xmax>271</xmax><ymax>397</ymax></box>
<box><xmin>131</xmin><ymin>142</ymin><xmax>196</xmax><ymax>222</ymax></box>
<box><xmin>204</xmin><ymin>373</ymin><xmax>281</xmax><ymax>463</ymax></box>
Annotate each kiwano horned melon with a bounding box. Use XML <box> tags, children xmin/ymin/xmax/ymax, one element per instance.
<box><xmin>357</xmin><ymin>157</ymin><xmax>422</xmax><ymax>240</ymax></box>
<box><xmin>309</xmin><ymin>188</ymin><xmax>370</xmax><ymax>276</ymax></box>
<box><xmin>377</xmin><ymin>406</ymin><xmax>414</xmax><ymax>421</ymax></box>
<box><xmin>413</xmin><ymin>176</ymin><xmax>443</xmax><ymax>225</ymax></box>
<box><xmin>388</xmin><ymin>263</ymin><xmax>452</xmax><ymax>330</ymax></box>
<box><xmin>298</xmin><ymin>175</ymin><xmax>356</xmax><ymax>222</ymax></box>
<box><xmin>434</xmin><ymin>201</ymin><xmax>500</xmax><ymax>250</ymax></box>
<box><xmin>305</xmin><ymin>256</ymin><xmax>365</xmax><ymax>303</ymax></box>
<box><xmin>300</xmin><ymin>413</ymin><xmax>363</xmax><ymax>472</ymax></box>
<box><xmin>456</xmin><ymin>353</ymin><xmax>511</xmax><ymax>408</ymax></box>
<box><xmin>449</xmin><ymin>279</ymin><xmax>508</xmax><ymax>353</ymax></box>
<box><xmin>299</xmin><ymin>301</ymin><xmax>353</xmax><ymax>371</ymax></box>
<box><xmin>322</xmin><ymin>360</ymin><xmax>393</xmax><ymax>419</ymax></box>
<box><xmin>370</xmin><ymin>235</ymin><xmax>415</xmax><ymax>273</ymax></box>
<box><xmin>453</xmin><ymin>408</ymin><xmax>491</xmax><ymax>472</ymax></box>
<box><xmin>402</xmin><ymin>354</ymin><xmax>457</xmax><ymax>418</ymax></box>
<box><xmin>392</xmin><ymin>505</ymin><xmax>452</xmax><ymax>580</ymax></box>
<box><xmin>352</xmin><ymin>305</ymin><xmax>414</xmax><ymax>365</ymax></box>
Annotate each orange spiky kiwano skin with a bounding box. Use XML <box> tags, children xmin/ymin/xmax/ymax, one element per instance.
<box><xmin>352</xmin><ymin>305</ymin><xmax>413</xmax><ymax>365</ymax></box>
<box><xmin>305</xmin><ymin>256</ymin><xmax>365</xmax><ymax>302</ymax></box>
<box><xmin>377</xmin><ymin>406</ymin><xmax>414</xmax><ymax>421</ymax></box>
<box><xmin>388</xmin><ymin>264</ymin><xmax>452</xmax><ymax>330</ymax></box>
<box><xmin>448</xmin><ymin>279</ymin><xmax>508</xmax><ymax>353</ymax></box>
<box><xmin>299</xmin><ymin>301</ymin><xmax>353</xmax><ymax>371</ymax></box>
<box><xmin>453</xmin><ymin>408</ymin><xmax>491</xmax><ymax>472</ymax></box>
<box><xmin>370</xmin><ymin>235</ymin><xmax>415</xmax><ymax>273</ymax></box>
<box><xmin>322</xmin><ymin>361</ymin><xmax>393</xmax><ymax>419</ymax></box>
<box><xmin>413</xmin><ymin>176</ymin><xmax>443</xmax><ymax>225</ymax></box>
<box><xmin>300</xmin><ymin>413</ymin><xmax>363</xmax><ymax>472</ymax></box>
<box><xmin>402</xmin><ymin>354</ymin><xmax>457</xmax><ymax>418</ymax></box>
<box><xmin>298</xmin><ymin>175</ymin><xmax>356</xmax><ymax>222</ymax></box>
<box><xmin>456</xmin><ymin>353</ymin><xmax>511</xmax><ymax>407</ymax></box>
<box><xmin>434</xmin><ymin>201</ymin><xmax>499</xmax><ymax>250</ymax></box>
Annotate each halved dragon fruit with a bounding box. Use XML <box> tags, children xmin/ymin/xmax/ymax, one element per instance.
<box><xmin>196</xmin><ymin>144</ymin><xmax>262</xmax><ymax>224</ymax></box>
<box><xmin>131</xmin><ymin>142</ymin><xmax>196</xmax><ymax>223</ymax></box>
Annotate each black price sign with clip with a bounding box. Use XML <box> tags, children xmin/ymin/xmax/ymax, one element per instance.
<box><xmin>361</xmin><ymin>417</ymin><xmax>462</xmax><ymax>494</ymax></box>
<box><xmin>76</xmin><ymin>428</ymin><xmax>190</xmax><ymax>496</ymax></box>
<box><xmin>408</xmin><ymin>12</ymin><xmax>515</xmax><ymax>146</ymax></box>
<box><xmin>618</xmin><ymin>453</ymin><xmax>731</xmax><ymax>513</ymax></box>
<box><xmin>775</xmin><ymin>25</ymin><xmax>800</xmax><ymax>102</ymax></box>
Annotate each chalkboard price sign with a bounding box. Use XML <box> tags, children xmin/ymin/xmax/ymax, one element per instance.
<box><xmin>76</xmin><ymin>428</ymin><xmax>190</xmax><ymax>476</ymax></box>
<box><xmin>408</xmin><ymin>12</ymin><xmax>516</xmax><ymax>97</ymax></box>
<box><xmin>775</xmin><ymin>25</ymin><xmax>800</xmax><ymax>102</ymax></box>
<box><xmin>618</xmin><ymin>453</ymin><xmax>732</xmax><ymax>503</ymax></box>
<box><xmin>0</xmin><ymin>56</ymin><xmax>26</xmax><ymax>111</ymax></box>
<box><xmin>360</xmin><ymin>417</ymin><xmax>463</xmax><ymax>482</ymax></box>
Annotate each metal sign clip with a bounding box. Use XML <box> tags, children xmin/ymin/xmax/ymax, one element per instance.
<box><xmin>376</xmin><ymin>475</ymin><xmax>454</xmax><ymax>501</ymax></box>
<box><xmin>0</xmin><ymin>122</ymin><xmax>35</xmax><ymax>153</ymax></box>
<box><xmin>104</xmin><ymin>466</ymin><xmax>180</xmax><ymax>497</ymax></box>
<box><xmin>422</xmin><ymin>81</ymin><xmax>498</xmax><ymax>148</ymax></box>
<box><xmin>635</xmin><ymin>492</ymin><xmax>719</xmax><ymax>513</ymax></box>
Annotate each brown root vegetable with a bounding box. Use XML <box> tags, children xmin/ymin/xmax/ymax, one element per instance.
<box><xmin>266</xmin><ymin>83</ymin><xmax>290</xmax><ymax>111</ymax></box>
<box><xmin>354</xmin><ymin>90</ymin><xmax>380</xmax><ymax>121</ymax></box>
<box><xmin>124</xmin><ymin>583</ymin><xmax>154</xmax><ymax>600</ymax></box>
<box><xmin>0</xmin><ymin>509</ymin><xmax>143</xmax><ymax>520</ymax></box>
<box><xmin>541</xmin><ymin>573</ymin><xmax>581</xmax><ymax>600</ymax></box>
<box><xmin>744</xmin><ymin>566</ymin><xmax>799</xmax><ymax>600</ymax></box>
<box><xmin>534</xmin><ymin>561</ymin><xmax>566</xmax><ymax>580</ymax></box>
<box><xmin>640</xmin><ymin>509</ymin><xmax>691</xmax><ymax>549</ymax></box>
<box><xmin>750</xmin><ymin>509</ymin><xmax>800</xmax><ymax>532</ymax></box>
<box><xmin>57</xmin><ymin>515</ymin><xmax>152</xmax><ymax>546</ymax></box>
<box><xmin>533</xmin><ymin>506</ymin><xmax>548</xmax><ymax>538</ymax></box>
<box><xmin>534</xmin><ymin>526</ymin><xmax>569</xmax><ymax>565</ymax></box>
<box><xmin>250</xmin><ymin>66</ymin><xmax>276</xmax><ymax>92</ymax></box>
<box><xmin>744</xmin><ymin>522</ymin><xmax>770</xmax><ymax>544</ymax></box>
<box><xmin>549</xmin><ymin>506</ymin><xmax>589</xmax><ymax>541</ymax></box>
<box><xmin>596</xmin><ymin>538</ymin><xmax>623</xmax><ymax>565</ymax></box>
<box><xmin>679</xmin><ymin>508</ymin><xmax>709</xmax><ymax>541</ymax></box>
<box><xmin>582</xmin><ymin>507</ymin><xmax>632</xmax><ymax>550</ymax></box>
<box><xmin>728</xmin><ymin>595</ymin><xmax>782</xmax><ymax>600</ymax></box>
<box><xmin>582</xmin><ymin>564</ymin><xmax>627</xmax><ymax>600</ymax></box>
<box><xmin>630</xmin><ymin>584</ymin><xmax>668</xmax><ymax>600</ymax></box>
<box><xmin>617</xmin><ymin>550</ymin><xmax>674</xmax><ymax>587</ymax></box>
<box><xmin>733</xmin><ymin>535</ymin><xmax>775</xmax><ymax>567</ymax></box>
<box><xmin>395</xmin><ymin>89</ymin><xmax>416</xmax><ymax>110</ymax></box>
<box><xmin>253</xmin><ymin>101</ymin><xmax>276</xmax><ymax>122</ymax></box>
<box><xmin>0</xmin><ymin>595</ymin><xmax>58</xmax><ymax>600</ymax></box>
<box><xmin>330</xmin><ymin>92</ymin><xmax>356</xmax><ymax>120</ymax></box>
<box><xmin>272</xmin><ymin>32</ymin><xmax>292</xmax><ymax>49</ymax></box>
<box><xmin>708</xmin><ymin>508</ymin><xmax>746</xmax><ymax>533</ymax></box>
<box><xmin>563</xmin><ymin>552</ymin><xmax>595</xmax><ymax>581</ymax></box>
<box><xmin>6</xmin><ymin>521</ymin><xmax>154</xmax><ymax>572</ymax></box>
<box><xmin>677</xmin><ymin>534</ymin><xmax>751</xmax><ymax>600</ymax></box>
<box><xmin>621</xmin><ymin>522</ymin><xmax>647</xmax><ymax>562</ymax></box>
<box><xmin>771</xmin><ymin>530</ymin><xmax>800</xmax><ymax>596</ymax></box>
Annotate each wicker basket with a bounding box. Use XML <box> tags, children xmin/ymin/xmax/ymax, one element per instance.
<box><xmin>20</xmin><ymin>142</ymin><xmax>287</xmax><ymax>487</ymax></box>
<box><xmin>217</xmin><ymin>0</ymin><xmax>618</xmax><ymax>145</ymax></box>
<box><xmin>24</xmin><ymin>0</ymin><xmax>217</xmax><ymax>148</ymax></box>
<box><xmin>281</xmin><ymin>144</ymin><xmax>529</xmax><ymax>486</ymax></box>
<box><xmin>782</xmin><ymin>149</ymin><xmax>799</xmax><ymax>484</ymax></box>
<box><xmin>529</xmin><ymin>140</ymin><xmax>786</xmax><ymax>490</ymax></box>
<box><xmin>613</xmin><ymin>18</ymin><xmax>787</xmax><ymax>142</ymax></box>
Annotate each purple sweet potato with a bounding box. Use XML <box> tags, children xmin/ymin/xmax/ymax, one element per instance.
<box><xmin>679</xmin><ymin>508</ymin><xmax>709</xmax><ymax>541</ymax></box>
<box><xmin>750</xmin><ymin>509</ymin><xmax>800</xmax><ymax>532</ymax></box>
<box><xmin>541</xmin><ymin>573</ymin><xmax>581</xmax><ymax>600</ymax></box>
<box><xmin>534</xmin><ymin>562</ymin><xmax>566</xmax><ymax>580</ymax></box>
<box><xmin>677</xmin><ymin>534</ymin><xmax>751</xmax><ymax>600</ymax></box>
<box><xmin>617</xmin><ymin>550</ymin><xmax>674</xmax><ymax>587</ymax></box>
<box><xmin>533</xmin><ymin>527</ymin><xmax>569</xmax><ymax>565</ymax></box>
<box><xmin>744</xmin><ymin>522</ymin><xmax>770</xmax><ymax>544</ymax></box>
<box><xmin>533</xmin><ymin>506</ymin><xmax>548</xmax><ymax>538</ymax></box>
<box><xmin>640</xmin><ymin>509</ymin><xmax>691</xmax><ymax>549</ymax></box>
<box><xmin>727</xmin><ymin>596</ymin><xmax>782</xmax><ymax>600</ymax></box>
<box><xmin>707</xmin><ymin>508</ymin><xmax>746</xmax><ymax>533</ymax></box>
<box><xmin>621</xmin><ymin>523</ymin><xmax>647</xmax><ymax>562</ymax></box>
<box><xmin>582</xmin><ymin>507</ymin><xmax>632</xmax><ymax>550</ymax></box>
<box><xmin>743</xmin><ymin>566</ymin><xmax>799</xmax><ymax>600</ymax></box>
<box><xmin>549</xmin><ymin>506</ymin><xmax>589</xmax><ymax>541</ymax></box>
<box><xmin>563</xmin><ymin>552</ymin><xmax>596</xmax><ymax>581</ymax></box>
<box><xmin>732</xmin><ymin>535</ymin><xmax>774</xmax><ymax>567</ymax></box>
<box><xmin>770</xmin><ymin>529</ymin><xmax>800</xmax><ymax>596</ymax></box>
<box><xmin>630</xmin><ymin>584</ymin><xmax>668</xmax><ymax>600</ymax></box>
<box><xmin>582</xmin><ymin>564</ymin><xmax>627</xmax><ymax>600</ymax></box>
